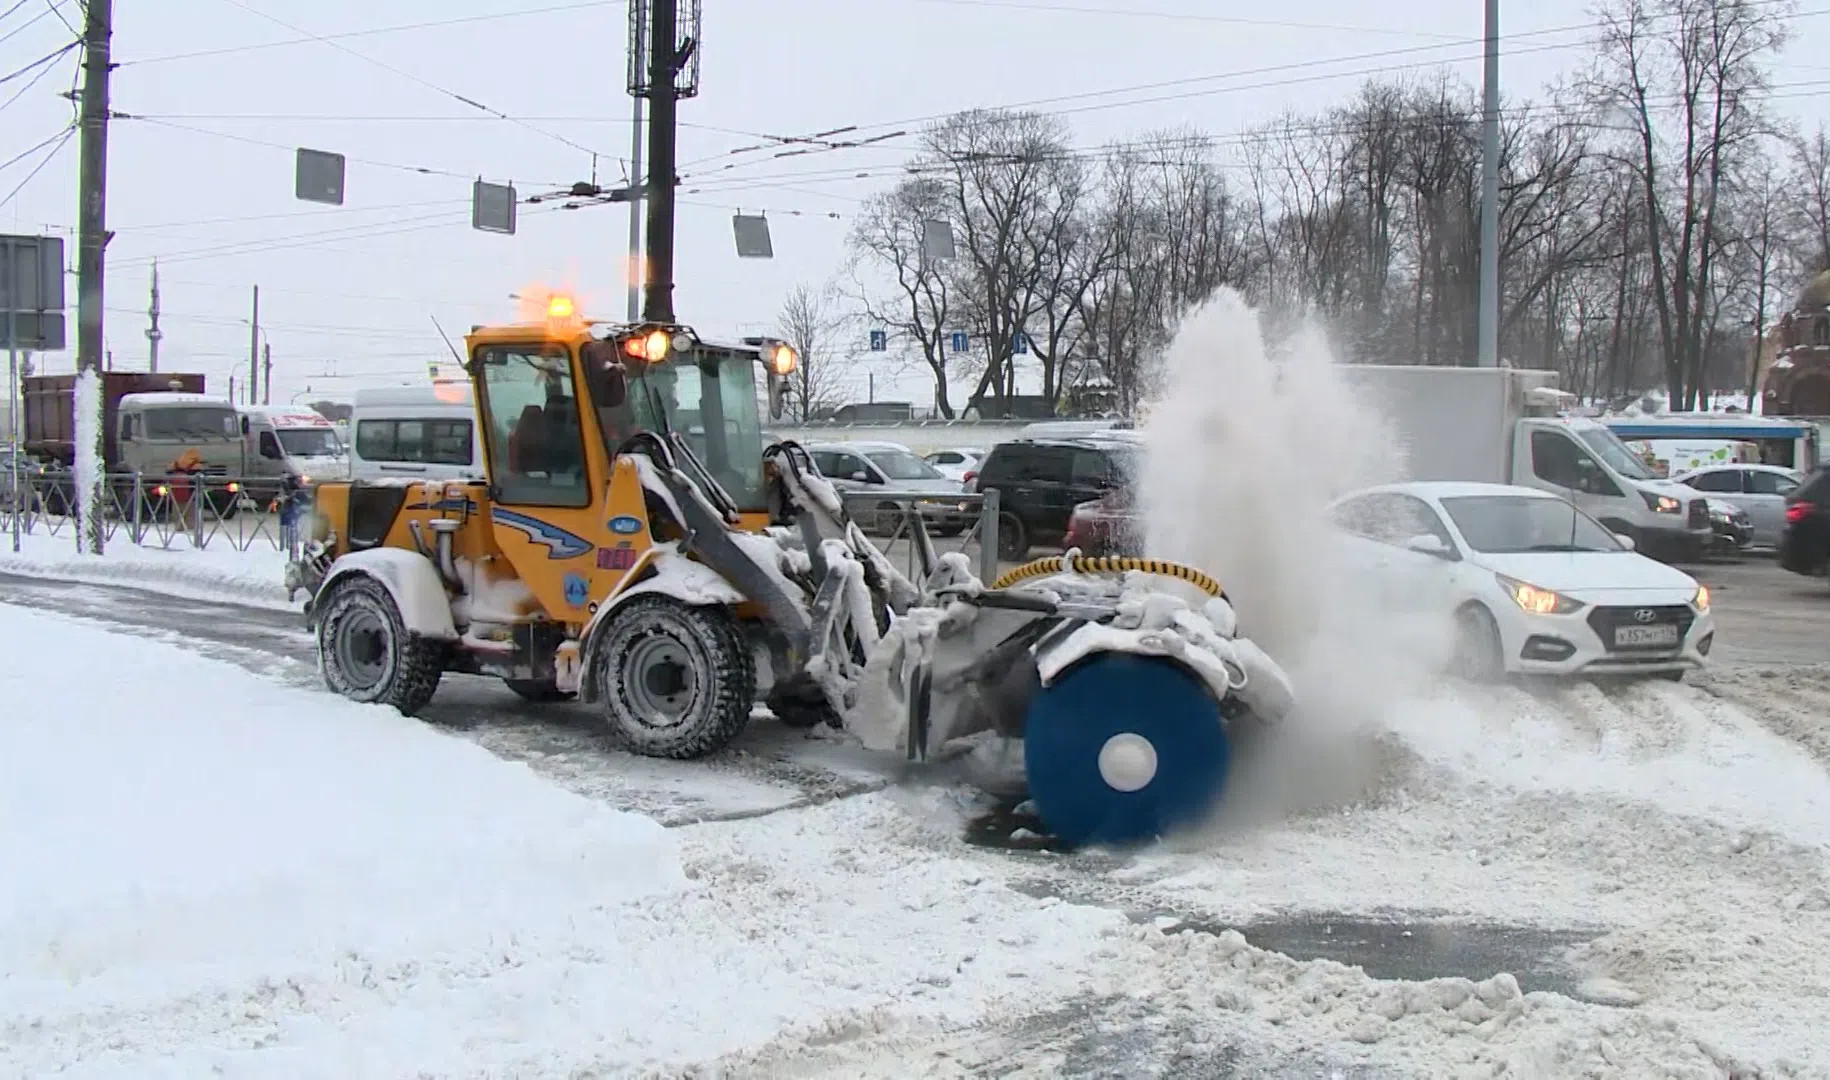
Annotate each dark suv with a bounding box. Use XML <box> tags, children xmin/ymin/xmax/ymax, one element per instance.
<box><xmin>970</xmin><ymin>435</ymin><xmax>1141</xmax><ymax>560</ymax></box>
<box><xmin>1779</xmin><ymin>466</ymin><xmax>1830</xmax><ymax>579</ymax></box>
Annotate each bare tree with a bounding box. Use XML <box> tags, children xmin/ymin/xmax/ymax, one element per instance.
<box><xmin>846</xmin><ymin>176</ymin><xmax>960</xmax><ymax>416</ymax></box>
<box><xmin>1786</xmin><ymin>125</ymin><xmax>1830</xmax><ymax>270</ymax></box>
<box><xmin>776</xmin><ymin>282</ymin><xmax>852</xmax><ymax>420</ymax></box>
<box><xmin>1588</xmin><ymin>0</ymin><xmax>1791</xmax><ymax>407</ymax></box>
<box><xmin>1719</xmin><ymin>162</ymin><xmax>1793</xmax><ymax>401</ymax></box>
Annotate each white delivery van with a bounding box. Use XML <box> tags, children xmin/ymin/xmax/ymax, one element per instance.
<box><xmin>348</xmin><ymin>384</ymin><xmax>484</xmax><ymax>482</ymax></box>
<box><xmin>1339</xmin><ymin>365</ymin><xmax>1718</xmax><ymax>561</ymax></box>
<box><xmin>240</xmin><ymin>404</ymin><xmax>348</xmax><ymax>486</ymax></box>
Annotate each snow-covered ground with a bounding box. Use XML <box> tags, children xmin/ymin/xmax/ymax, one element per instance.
<box><xmin>5</xmin><ymin>595</ymin><xmax>1830</xmax><ymax>1077</ymax></box>
<box><xmin>0</xmin><ymin>527</ymin><xmax>294</xmax><ymax>610</ymax></box>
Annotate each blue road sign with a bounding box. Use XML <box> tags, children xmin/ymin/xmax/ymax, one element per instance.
<box><xmin>869</xmin><ymin>329</ymin><xmax>887</xmax><ymax>351</ymax></box>
<box><xmin>949</xmin><ymin>330</ymin><xmax>968</xmax><ymax>353</ymax></box>
<box><xmin>1012</xmin><ymin>331</ymin><xmax>1028</xmax><ymax>355</ymax></box>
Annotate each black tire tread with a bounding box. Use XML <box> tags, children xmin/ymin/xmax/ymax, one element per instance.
<box><xmin>317</xmin><ymin>574</ymin><xmax>445</xmax><ymax>715</ymax></box>
<box><xmin>998</xmin><ymin>510</ymin><xmax>1028</xmax><ymax>561</ymax></box>
<box><xmin>595</xmin><ymin>594</ymin><xmax>755</xmax><ymax>759</ymax></box>
<box><xmin>1451</xmin><ymin>603</ymin><xmax>1505</xmax><ymax>682</ymax></box>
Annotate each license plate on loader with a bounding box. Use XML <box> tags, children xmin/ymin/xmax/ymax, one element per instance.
<box><xmin>1614</xmin><ymin>624</ymin><xmax>1679</xmax><ymax>648</ymax></box>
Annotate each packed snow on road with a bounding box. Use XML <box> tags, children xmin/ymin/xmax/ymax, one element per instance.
<box><xmin>4</xmin><ymin>591</ymin><xmax>1830</xmax><ymax>1076</ymax></box>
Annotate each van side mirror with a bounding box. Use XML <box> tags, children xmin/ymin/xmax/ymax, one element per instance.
<box><xmin>580</xmin><ymin>341</ymin><xmax>627</xmax><ymax>408</ymax></box>
<box><xmin>241</xmin><ymin>416</ymin><xmax>251</xmax><ymax>436</ymax></box>
<box><xmin>1614</xmin><ymin>532</ymin><xmax>1637</xmax><ymax>551</ymax></box>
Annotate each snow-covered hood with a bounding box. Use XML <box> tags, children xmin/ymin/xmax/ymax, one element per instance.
<box><xmin>1474</xmin><ymin>550</ymin><xmax>1700</xmax><ymax>600</ymax></box>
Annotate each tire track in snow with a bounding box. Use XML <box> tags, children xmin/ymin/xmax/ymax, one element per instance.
<box><xmin>1695</xmin><ymin>665</ymin><xmax>1830</xmax><ymax>769</ymax></box>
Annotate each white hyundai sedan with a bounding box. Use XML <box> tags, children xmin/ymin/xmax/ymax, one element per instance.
<box><xmin>1328</xmin><ymin>481</ymin><xmax>1715</xmax><ymax>680</ymax></box>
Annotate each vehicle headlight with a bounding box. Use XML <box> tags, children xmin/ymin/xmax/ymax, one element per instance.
<box><xmin>1496</xmin><ymin>573</ymin><xmax>1585</xmax><ymax>615</ymax></box>
<box><xmin>1640</xmin><ymin>490</ymin><xmax>1681</xmax><ymax>514</ymax></box>
<box><xmin>1693</xmin><ymin>584</ymin><xmax>1710</xmax><ymax>612</ymax></box>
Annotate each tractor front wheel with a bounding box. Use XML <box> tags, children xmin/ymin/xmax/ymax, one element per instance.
<box><xmin>316</xmin><ymin>574</ymin><xmax>445</xmax><ymax>715</ymax></box>
<box><xmin>593</xmin><ymin>594</ymin><xmax>756</xmax><ymax>759</ymax></box>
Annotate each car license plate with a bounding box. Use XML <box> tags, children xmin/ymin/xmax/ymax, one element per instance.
<box><xmin>1614</xmin><ymin>624</ymin><xmax>1679</xmax><ymax>648</ymax></box>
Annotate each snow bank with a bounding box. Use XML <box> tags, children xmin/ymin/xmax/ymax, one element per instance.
<box><xmin>0</xmin><ymin>604</ymin><xmax>679</xmax><ymax>1077</ymax></box>
<box><xmin>0</xmin><ymin>528</ymin><xmax>295</xmax><ymax>610</ymax></box>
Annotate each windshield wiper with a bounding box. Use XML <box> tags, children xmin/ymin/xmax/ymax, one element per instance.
<box><xmin>1524</xmin><ymin>544</ymin><xmax>1600</xmax><ymax>552</ymax></box>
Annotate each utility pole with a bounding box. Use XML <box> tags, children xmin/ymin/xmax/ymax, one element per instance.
<box><xmin>248</xmin><ymin>284</ymin><xmax>260</xmax><ymax>406</ymax></box>
<box><xmin>630</xmin><ymin>0</ymin><xmax>699</xmax><ymax>325</ymax></box>
<box><xmin>640</xmin><ymin>0</ymin><xmax>679</xmax><ymax>324</ymax></box>
<box><xmin>146</xmin><ymin>261</ymin><xmax>162</xmax><ymax>373</ymax></box>
<box><xmin>74</xmin><ymin>0</ymin><xmax>113</xmax><ymax>555</ymax></box>
<box><xmin>262</xmin><ymin>341</ymin><xmax>272</xmax><ymax>405</ymax></box>
<box><xmin>1476</xmin><ymin>0</ymin><xmax>1501</xmax><ymax>368</ymax></box>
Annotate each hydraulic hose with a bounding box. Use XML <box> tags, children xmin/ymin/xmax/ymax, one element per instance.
<box><xmin>991</xmin><ymin>554</ymin><xmax>1226</xmax><ymax>600</ymax></box>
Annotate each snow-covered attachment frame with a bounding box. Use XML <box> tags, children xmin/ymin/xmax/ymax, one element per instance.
<box><xmin>766</xmin><ymin>440</ymin><xmax>1296</xmax><ymax>847</ymax></box>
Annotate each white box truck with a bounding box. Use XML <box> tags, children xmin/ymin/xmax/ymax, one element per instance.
<box><xmin>1339</xmin><ymin>365</ymin><xmax>1717</xmax><ymax>560</ymax></box>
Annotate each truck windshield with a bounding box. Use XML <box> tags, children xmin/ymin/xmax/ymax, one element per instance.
<box><xmin>276</xmin><ymin>428</ymin><xmax>343</xmax><ymax>457</ymax></box>
<box><xmin>626</xmin><ymin>353</ymin><xmax>767</xmax><ymax>511</ymax></box>
<box><xmin>143</xmin><ymin>407</ymin><xmax>238</xmax><ymax>440</ymax></box>
<box><xmin>1576</xmin><ymin>426</ymin><xmax>1656</xmax><ymax>481</ymax></box>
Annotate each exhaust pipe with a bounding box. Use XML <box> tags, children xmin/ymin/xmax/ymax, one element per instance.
<box><xmin>427</xmin><ymin>518</ymin><xmax>465</xmax><ymax>595</ymax></box>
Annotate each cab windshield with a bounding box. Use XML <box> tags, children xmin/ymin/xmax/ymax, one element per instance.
<box><xmin>1577</xmin><ymin>426</ymin><xmax>1657</xmax><ymax>481</ymax></box>
<box><xmin>626</xmin><ymin>351</ymin><xmax>767</xmax><ymax>511</ymax></box>
<box><xmin>276</xmin><ymin>428</ymin><xmax>343</xmax><ymax>458</ymax></box>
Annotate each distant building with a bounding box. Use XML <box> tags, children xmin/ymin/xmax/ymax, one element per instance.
<box><xmin>1761</xmin><ymin>270</ymin><xmax>1830</xmax><ymax>415</ymax></box>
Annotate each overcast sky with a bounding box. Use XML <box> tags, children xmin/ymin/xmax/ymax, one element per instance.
<box><xmin>3</xmin><ymin>0</ymin><xmax>1828</xmax><ymax>406</ymax></box>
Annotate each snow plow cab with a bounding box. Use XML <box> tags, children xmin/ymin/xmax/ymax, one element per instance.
<box><xmin>288</xmin><ymin>298</ymin><xmax>1298</xmax><ymax>848</ymax></box>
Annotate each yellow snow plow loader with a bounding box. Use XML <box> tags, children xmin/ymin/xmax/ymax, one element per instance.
<box><xmin>286</xmin><ymin>297</ymin><xmax>1295</xmax><ymax>847</ymax></box>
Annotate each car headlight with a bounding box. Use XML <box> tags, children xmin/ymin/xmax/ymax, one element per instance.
<box><xmin>1693</xmin><ymin>584</ymin><xmax>1710</xmax><ymax>612</ymax></box>
<box><xmin>1496</xmin><ymin>573</ymin><xmax>1585</xmax><ymax>615</ymax></box>
<box><xmin>1640</xmin><ymin>490</ymin><xmax>1681</xmax><ymax>514</ymax></box>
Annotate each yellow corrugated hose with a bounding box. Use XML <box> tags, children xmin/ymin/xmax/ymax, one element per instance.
<box><xmin>990</xmin><ymin>554</ymin><xmax>1226</xmax><ymax>599</ymax></box>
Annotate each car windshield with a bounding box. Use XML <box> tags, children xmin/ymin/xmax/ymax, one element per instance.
<box><xmin>867</xmin><ymin>449</ymin><xmax>943</xmax><ymax>481</ymax></box>
<box><xmin>1439</xmin><ymin>495</ymin><xmax>1625</xmax><ymax>554</ymax></box>
<box><xmin>1578</xmin><ymin>427</ymin><xmax>1657</xmax><ymax>481</ymax></box>
<box><xmin>276</xmin><ymin>428</ymin><xmax>343</xmax><ymax>457</ymax></box>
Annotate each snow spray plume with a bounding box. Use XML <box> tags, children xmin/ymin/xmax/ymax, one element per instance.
<box><xmin>1136</xmin><ymin>290</ymin><xmax>1451</xmax><ymax>829</ymax></box>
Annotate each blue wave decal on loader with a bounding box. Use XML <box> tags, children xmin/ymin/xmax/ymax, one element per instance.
<box><xmin>490</xmin><ymin>508</ymin><xmax>592</xmax><ymax>559</ymax></box>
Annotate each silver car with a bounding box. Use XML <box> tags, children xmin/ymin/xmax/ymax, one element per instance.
<box><xmin>1672</xmin><ymin>463</ymin><xmax>1802</xmax><ymax>548</ymax></box>
<box><xmin>806</xmin><ymin>441</ymin><xmax>973</xmax><ymax>536</ymax></box>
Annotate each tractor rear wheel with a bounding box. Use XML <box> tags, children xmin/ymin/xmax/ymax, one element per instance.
<box><xmin>594</xmin><ymin>594</ymin><xmax>756</xmax><ymax>759</ymax></box>
<box><xmin>316</xmin><ymin>574</ymin><xmax>445</xmax><ymax>715</ymax></box>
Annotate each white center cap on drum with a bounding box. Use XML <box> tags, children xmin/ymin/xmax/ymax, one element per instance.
<box><xmin>1097</xmin><ymin>733</ymin><xmax>1158</xmax><ymax>792</ymax></box>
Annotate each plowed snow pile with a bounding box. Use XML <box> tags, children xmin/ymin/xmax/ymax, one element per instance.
<box><xmin>1114</xmin><ymin>291</ymin><xmax>1830</xmax><ymax>1075</ymax></box>
<box><xmin>0</xmin><ymin>607</ymin><xmax>1175</xmax><ymax>1077</ymax></box>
